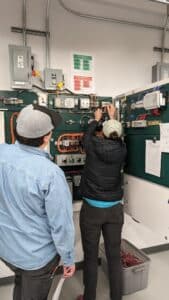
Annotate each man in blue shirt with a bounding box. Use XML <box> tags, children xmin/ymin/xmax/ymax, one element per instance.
<box><xmin>0</xmin><ymin>104</ymin><xmax>75</xmax><ymax>300</ymax></box>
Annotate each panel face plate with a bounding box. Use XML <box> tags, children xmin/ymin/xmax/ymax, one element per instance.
<box><xmin>55</xmin><ymin>154</ymin><xmax>86</xmax><ymax>166</ymax></box>
<box><xmin>44</xmin><ymin>68</ymin><xmax>63</xmax><ymax>90</ymax></box>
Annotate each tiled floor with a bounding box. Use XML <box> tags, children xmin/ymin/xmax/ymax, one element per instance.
<box><xmin>1</xmin><ymin>250</ymin><xmax>169</xmax><ymax>300</ymax></box>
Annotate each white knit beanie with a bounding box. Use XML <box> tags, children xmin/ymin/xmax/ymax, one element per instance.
<box><xmin>103</xmin><ymin>119</ymin><xmax>122</xmax><ymax>138</ymax></box>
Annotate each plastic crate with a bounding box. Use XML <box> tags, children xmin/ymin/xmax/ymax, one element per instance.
<box><xmin>100</xmin><ymin>239</ymin><xmax>150</xmax><ymax>295</ymax></box>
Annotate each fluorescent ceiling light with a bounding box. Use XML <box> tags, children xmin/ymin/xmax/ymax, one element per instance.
<box><xmin>150</xmin><ymin>0</ymin><xmax>169</xmax><ymax>4</ymax></box>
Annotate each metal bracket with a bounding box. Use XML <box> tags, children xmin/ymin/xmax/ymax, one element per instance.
<box><xmin>153</xmin><ymin>46</ymin><xmax>169</xmax><ymax>53</ymax></box>
<box><xmin>11</xmin><ymin>26</ymin><xmax>47</xmax><ymax>37</ymax></box>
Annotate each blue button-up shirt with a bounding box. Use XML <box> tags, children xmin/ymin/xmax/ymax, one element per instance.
<box><xmin>0</xmin><ymin>142</ymin><xmax>75</xmax><ymax>270</ymax></box>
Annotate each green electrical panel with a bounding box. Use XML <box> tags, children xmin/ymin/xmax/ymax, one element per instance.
<box><xmin>0</xmin><ymin>90</ymin><xmax>112</xmax><ymax>201</ymax></box>
<box><xmin>119</xmin><ymin>82</ymin><xmax>169</xmax><ymax>188</ymax></box>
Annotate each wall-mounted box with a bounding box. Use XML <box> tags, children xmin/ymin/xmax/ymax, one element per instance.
<box><xmin>152</xmin><ymin>62</ymin><xmax>169</xmax><ymax>83</ymax></box>
<box><xmin>9</xmin><ymin>45</ymin><xmax>32</xmax><ymax>89</ymax></box>
<box><xmin>44</xmin><ymin>68</ymin><xmax>63</xmax><ymax>90</ymax></box>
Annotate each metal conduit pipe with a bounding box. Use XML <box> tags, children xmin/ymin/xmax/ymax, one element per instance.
<box><xmin>22</xmin><ymin>0</ymin><xmax>27</xmax><ymax>46</ymax></box>
<box><xmin>161</xmin><ymin>5</ymin><xmax>169</xmax><ymax>63</ymax></box>
<box><xmin>58</xmin><ymin>0</ymin><xmax>168</xmax><ymax>32</ymax></box>
<box><xmin>161</xmin><ymin>16</ymin><xmax>169</xmax><ymax>62</ymax></box>
<box><xmin>46</xmin><ymin>0</ymin><xmax>51</xmax><ymax>68</ymax></box>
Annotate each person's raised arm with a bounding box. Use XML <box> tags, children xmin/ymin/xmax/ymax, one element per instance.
<box><xmin>83</xmin><ymin>108</ymin><xmax>102</xmax><ymax>152</ymax></box>
<box><xmin>106</xmin><ymin>104</ymin><xmax>116</xmax><ymax>120</ymax></box>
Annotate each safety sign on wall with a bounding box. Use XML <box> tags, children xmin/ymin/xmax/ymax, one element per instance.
<box><xmin>71</xmin><ymin>53</ymin><xmax>95</xmax><ymax>94</ymax></box>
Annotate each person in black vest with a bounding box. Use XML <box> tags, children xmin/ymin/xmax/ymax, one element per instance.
<box><xmin>77</xmin><ymin>104</ymin><xmax>127</xmax><ymax>300</ymax></box>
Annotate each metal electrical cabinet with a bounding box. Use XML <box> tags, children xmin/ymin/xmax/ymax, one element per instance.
<box><xmin>152</xmin><ymin>62</ymin><xmax>169</xmax><ymax>83</ymax></box>
<box><xmin>8</xmin><ymin>45</ymin><xmax>32</xmax><ymax>89</ymax></box>
<box><xmin>116</xmin><ymin>79</ymin><xmax>169</xmax><ymax>241</ymax></box>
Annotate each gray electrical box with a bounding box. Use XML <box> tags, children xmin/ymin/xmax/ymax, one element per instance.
<box><xmin>152</xmin><ymin>62</ymin><xmax>169</xmax><ymax>83</ymax></box>
<box><xmin>9</xmin><ymin>45</ymin><xmax>32</xmax><ymax>89</ymax></box>
<box><xmin>44</xmin><ymin>68</ymin><xmax>63</xmax><ymax>90</ymax></box>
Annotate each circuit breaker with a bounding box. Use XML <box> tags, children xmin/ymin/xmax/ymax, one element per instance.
<box><xmin>9</xmin><ymin>45</ymin><xmax>32</xmax><ymax>89</ymax></box>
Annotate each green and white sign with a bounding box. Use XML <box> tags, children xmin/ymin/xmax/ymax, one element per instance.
<box><xmin>71</xmin><ymin>53</ymin><xmax>95</xmax><ymax>94</ymax></box>
<box><xmin>73</xmin><ymin>54</ymin><xmax>93</xmax><ymax>71</ymax></box>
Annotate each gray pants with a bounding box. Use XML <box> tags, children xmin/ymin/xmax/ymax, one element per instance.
<box><xmin>5</xmin><ymin>255</ymin><xmax>60</xmax><ymax>300</ymax></box>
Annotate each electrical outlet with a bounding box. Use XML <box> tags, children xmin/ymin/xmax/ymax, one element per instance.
<box><xmin>37</xmin><ymin>92</ymin><xmax>48</xmax><ymax>107</ymax></box>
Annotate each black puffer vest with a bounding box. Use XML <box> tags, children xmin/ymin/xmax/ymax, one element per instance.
<box><xmin>80</xmin><ymin>121</ymin><xmax>127</xmax><ymax>202</ymax></box>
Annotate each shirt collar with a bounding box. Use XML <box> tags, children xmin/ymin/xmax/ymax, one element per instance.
<box><xmin>15</xmin><ymin>141</ymin><xmax>50</xmax><ymax>159</ymax></box>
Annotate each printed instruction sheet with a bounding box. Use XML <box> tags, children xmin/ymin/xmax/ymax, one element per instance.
<box><xmin>145</xmin><ymin>140</ymin><xmax>161</xmax><ymax>177</ymax></box>
<box><xmin>160</xmin><ymin>123</ymin><xmax>169</xmax><ymax>153</ymax></box>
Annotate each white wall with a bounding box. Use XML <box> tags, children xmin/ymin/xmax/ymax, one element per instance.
<box><xmin>0</xmin><ymin>0</ymin><xmax>168</xmax><ymax>96</ymax></box>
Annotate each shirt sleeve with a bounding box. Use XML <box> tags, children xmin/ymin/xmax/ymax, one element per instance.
<box><xmin>45</xmin><ymin>170</ymin><xmax>75</xmax><ymax>266</ymax></box>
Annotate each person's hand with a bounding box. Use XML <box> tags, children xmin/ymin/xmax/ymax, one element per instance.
<box><xmin>94</xmin><ymin>108</ymin><xmax>102</xmax><ymax>122</ymax></box>
<box><xmin>63</xmin><ymin>264</ymin><xmax>76</xmax><ymax>278</ymax></box>
<box><xmin>106</xmin><ymin>104</ymin><xmax>116</xmax><ymax>119</ymax></box>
